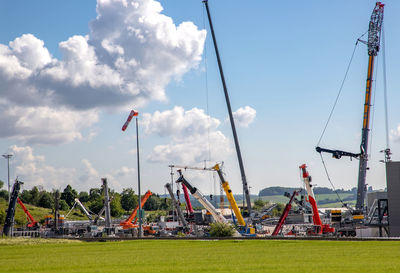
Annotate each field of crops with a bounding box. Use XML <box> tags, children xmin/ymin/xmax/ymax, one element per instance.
<box><xmin>0</xmin><ymin>238</ymin><xmax>399</xmax><ymax>272</ymax></box>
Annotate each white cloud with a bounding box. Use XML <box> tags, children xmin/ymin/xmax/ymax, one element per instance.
<box><xmin>9</xmin><ymin>145</ymin><xmax>76</xmax><ymax>190</ymax></box>
<box><xmin>0</xmin><ymin>0</ymin><xmax>206</xmax><ymax>144</ymax></box>
<box><xmin>232</xmin><ymin>106</ymin><xmax>256</xmax><ymax>128</ymax></box>
<box><xmin>390</xmin><ymin>125</ymin><xmax>400</xmax><ymax>142</ymax></box>
<box><xmin>141</xmin><ymin>106</ymin><xmax>220</xmax><ymax>137</ymax></box>
<box><xmin>143</xmin><ymin>107</ymin><xmax>232</xmax><ymax>164</ymax></box>
<box><xmin>7</xmin><ymin>145</ymin><xmax>136</xmax><ymax>192</ymax></box>
<box><xmin>0</xmin><ymin>102</ymin><xmax>98</xmax><ymax>145</ymax></box>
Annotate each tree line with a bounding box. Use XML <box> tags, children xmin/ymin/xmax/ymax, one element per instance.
<box><xmin>0</xmin><ymin>182</ymin><xmax>172</xmax><ymax>218</ymax></box>
<box><xmin>258</xmin><ymin>186</ymin><xmax>358</xmax><ymax>197</ymax></box>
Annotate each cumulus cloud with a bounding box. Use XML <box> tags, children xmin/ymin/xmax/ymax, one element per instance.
<box><xmin>232</xmin><ymin>106</ymin><xmax>256</xmax><ymax>128</ymax></box>
<box><xmin>9</xmin><ymin>145</ymin><xmax>76</xmax><ymax>190</ymax></box>
<box><xmin>7</xmin><ymin>145</ymin><xmax>136</xmax><ymax>191</ymax></box>
<box><xmin>142</xmin><ymin>106</ymin><xmax>232</xmax><ymax>164</ymax></box>
<box><xmin>0</xmin><ymin>0</ymin><xmax>206</xmax><ymax>144</ymax></box>
<box><xmin>0</xmin><ymin>101</ymin><xmax>98</xmax><ymax>145</ymax></box>
<box><xmin>390</xmin><ymin>125</ymin><xmax>400</xmax><ymax>142</ymax></box>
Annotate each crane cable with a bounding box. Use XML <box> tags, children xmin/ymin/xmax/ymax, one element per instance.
<box><xmin>382</xmin><ymin>24</ymin><xmax>390</xmax><ymax>151</ymax></box>
<box><xmin>319</xmin><ymin>153</ymin><xmax>349</xmax><ymax>209</ymax></box>
<box><xmin>317</xmin><ymin>33</ymin><xmax>366</xmax><ymax>147</ymax></box>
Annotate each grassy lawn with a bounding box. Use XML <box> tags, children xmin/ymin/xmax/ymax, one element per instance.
<box><xmin>0</xmin><ymin>238</ymin><xmax>399</xmax><ymax>272</ymax></box>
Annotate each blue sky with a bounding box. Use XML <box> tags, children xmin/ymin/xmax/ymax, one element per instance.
<box><xmin>0</xmin><ymin>0</ymin><xmax>399</xmax><ymax>197</ymax></box>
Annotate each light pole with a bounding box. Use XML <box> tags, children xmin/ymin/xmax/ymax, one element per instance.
<box><xmin>135</xmin><ymin>116</ymin><xmax>143</xmax><ymax>238</ymax></box>
<box><xmin>122</xmin><ymin>110</ymin><xmax>142</xmax><ymax>237</ymax></box>
<box><xmin>2</xmin><ymin>154</ymin><xmax>13</xmax><ymax>204</ymax></box>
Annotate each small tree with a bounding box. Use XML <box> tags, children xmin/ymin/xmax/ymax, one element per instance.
<box><xmin>61</xmin><ymin>185</ymin><xmax>78</xmax><ymax>208</ymax></box>
<box><xmin>0</xmin><ymin>209</ymin><xmax>6</xmax><ymax>224</ymax></box>
<box><xmin>209</xmin><ymin>222</ymin><xmax>236</xmax><ymax>237</ymax></box>
<box><xmin>0</xmin><ymin>180</ymin><xmax>4</xmax><ymax>189</ymax></box>
<box><xmin>59</xmin><ymin>199</ymin><xmax>69</xmax><ymax>211</ymax></box>
<box><xmin>121</xmin><ymin>188</ymin><xmax>138</xmax><ymax>211</ymax></box>
<box><xmin>110</xmin><ymin>193</ymin><xmax>124</xmax><ymax>217</ymax></box>
<box><xmin>78</xmin><ymin>191</ymin><xmax>90</xmax><ymax>203</ymax></box>
<box><xmin>0</xmin><ymin>190</ymin><xmax>9</xmax><ymax>201</ymax></box>
<box><xmin>38</xmin><ymin>192</ymin><xmax>54</xmax><ymax>209</ymax></box>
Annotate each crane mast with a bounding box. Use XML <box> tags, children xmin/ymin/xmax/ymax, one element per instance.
<box><xmin>356</xmin><ymin>2</ymin><xmax>384</xmax><ymax>211</ymax></box>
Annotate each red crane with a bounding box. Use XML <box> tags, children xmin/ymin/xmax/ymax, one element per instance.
<box><xmin>272</xmin><ymin>190</ymin><xmax>299</xmax><ymax>236</ymax></box>
<box><xmin>300</xmin><ymin>164</ymin><xmax>334</xmax><ymax>235</ymax></box>
<box><xmin>17</xmin><ymin>197</ymin><xmax>39</xmax><ymax>228</ymax></box>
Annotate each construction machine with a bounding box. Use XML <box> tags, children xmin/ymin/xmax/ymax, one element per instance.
<box><xmin>176</xmin><ymin>170</ymin><xmax>227</xmax><ymax>224</ymax></box>
<box><xmin>299</xmin><ymin>164</ymin><xmax>335</xmax><ymax>235</ymax></box>
<box><xmin>120</xmin><ymin>190</ymin><xmax>152</xmax><ymax>229</ymax></box>
<box><xmin>212</xmin><ymin>164</ymin><xmax>255</xmax><ymax>236</ymax></box>
<box><xmin>3</xmin><ymin>179</ymin><xmax>23</xmax><ymax>236</ymax></box>
<box><xmin>272</xmin><ymin>190</ymin><xmax>299</xmax><ymax>236</ymax></box>
<box><xmin>165</xmin><ymin>183</ymin><xmax>188</xmax><ymax>228</ymax></box>
<box><xmin>316</xmin><ymin>2</ymin><xmax>384</xmax><ymax>216</ymax></box>
<box><xmin>17</xmin><ymin>197</ymin><xmax>39</xmax><ymax>229</ymax></box>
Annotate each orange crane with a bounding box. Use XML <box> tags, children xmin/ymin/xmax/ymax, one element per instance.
<box><xmin>17</xmin><ymin>197</ymin><xmax>39</xmax><ymax>229</ymax></box>
<box><xmin>120</xmin><ymin>190</ymin><xmax>152</xmax><ymax>229</ymax></box>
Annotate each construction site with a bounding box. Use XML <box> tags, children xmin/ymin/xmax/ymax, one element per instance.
<box><xmin>1</xmin><ymin>1</ymin><xmax>399</xmax><ymax>243</ymax></box>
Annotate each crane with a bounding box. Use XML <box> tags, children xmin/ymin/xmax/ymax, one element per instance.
<box><xmin>176</xmin><ymin>170</ymin><xmax>227</xmax><ymax>224</ymax></box>
<box><xmin>17</xmin><ymin>197</ymin><xmax>39</xmax><ymax>229</ymax></box>
<box><xmin>120</xmin><ymin>190</ymin><xmax>152</xmax><ymax>229</ymax></box>
<box><xmin>202</xmin><ymin>0</ymin><xmax>252</xmax><ymax>214</ymax></box>
<box><xmin>3</xmin><ymin>179</ymin><xmax>23</xmax><ymax>236</ymax></box>
<box><xmin>182</xmin><ymin>183</ymin><xmax>194</xmax><ymax>214</ymax></box>
<box><xmin>300</xmin><ymin>164</ymin><xmax>334</xmax><ymax>235</ymax></box>
<box><xmin>213</xmin><ymin>164</ymin><xmax>246</xmax><ymax>227</ymax></box>
<box><xmin>165</xmin><ymin>183</ymin><xmax>188</xmax><ymax>228</ymax></box>
<box><xmin>272</xmin><ymin>190</ymin><xmax>299</xmax><ymax>236</ymax></box>
<box><xmin>316</xmin><ymin>2</ymin><xmax>384</xmax><ymax>212</ymax></box>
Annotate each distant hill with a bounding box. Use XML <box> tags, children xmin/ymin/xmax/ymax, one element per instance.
<box><xmin>258</xmin><ymin>186</ymin><xmax>357</xmax><ymax>197</ymax></box>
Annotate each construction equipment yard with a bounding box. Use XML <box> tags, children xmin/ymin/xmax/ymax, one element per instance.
<box><xmin>2</xmin><ymin>1</ymin><xmax>400</xmax><ymax>272</ymax></box>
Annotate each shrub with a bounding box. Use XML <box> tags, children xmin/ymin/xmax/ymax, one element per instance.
<box><xmin>209</xmin><ymin>222</ymin><xmax>236</xmax><ymax>237</ymax></box>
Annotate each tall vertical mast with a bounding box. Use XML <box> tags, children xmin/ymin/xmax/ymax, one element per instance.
<box><xmin>203</xmin><ymin>0</ymin><xmax>252</xmax><ymax>214</ymax></box>
<box><xmin>356</xmin><ymin>2</ymin><xmax>384</xmax><ymax>210</ymax></box>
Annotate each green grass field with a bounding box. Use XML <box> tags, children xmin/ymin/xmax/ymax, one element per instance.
<box><xmin>0</xmin><ymin>238</ymin><xmax>399</xmax><ymax>272</ymax></box>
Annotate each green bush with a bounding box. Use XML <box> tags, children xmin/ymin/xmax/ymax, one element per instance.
<box><xmin>0</xmin><ymin>209</ymin><xmax>5</xmax><ymax>224</ymax></box>
<box><xmin>209</xmin><ymin>222</ymin><xmax>236</xmax><ymax>237</ymax></box>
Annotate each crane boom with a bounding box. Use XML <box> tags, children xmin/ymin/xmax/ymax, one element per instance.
<box><xmin>165</xmin><ymin>183</ymin><xmax>188</xmax><ymax>227</ymax></box>
<box><xmin>3</xmin><ymin>180</ymin><xmax>23</xmax><ymax>236</ymax></box>
<box><xmin>176</xmin><ymin>170</ymin><xmax>227</xmax><ymax>224</ymax></box>
<box><xmin>203</xmin><ymin>0</ymin><xmax>252</xmax><ymax>214</ymax></box>
<box><xmin>74</xmin><ymin>198</ymin><xmax>93</xmax><ymax>221</ymax></box>
<box><xmin>182</xmin><ymin>183</ymin><xmax>194</xmax><ymax>214</ymax></box>
<box><xmin>300</xmin><ymin>164</ymin><xmax>335</xmax><ymax>235</ymax></box>
<box><xmin>213</xmin><ymin>164</ymin><xmax>246</xmax><ymax>227</ymax></box>
<box><xmin>17</xmin><ymin>197</ymin><xmax>38</xmax><ymax>228</ymax></box>
<box><xmin>356</xmin><ymin>2</ymin><xmax>384</xmax><ymax>210</ymax></box>
<box><xmin>120</xmin><ymin>190</ymin><xmax>152</xmax><ymax>229</ymax></box>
